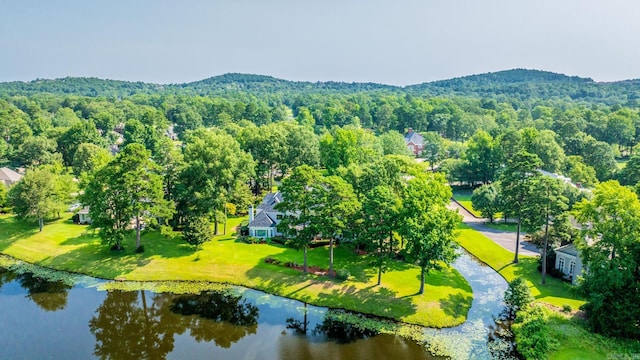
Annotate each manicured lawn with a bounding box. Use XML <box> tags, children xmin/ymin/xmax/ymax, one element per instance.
<box><xmin>455</xmin><ymin>223</ymin><xmax>583</xmax><ymax>309</ymax></box>
<box><xmin>453</xmin><ymin>190</ymin><xmax>504</xmax><ymax>219</ymax></box>
<box><xmin>484</xmin><ymin>222</ymin><xmax>518</xmax><ymax>232</ymax></box>
<box><xmin>0</xmin><ymin>214</ymin><xmax>472</xmax><ymax>328</ymax></box>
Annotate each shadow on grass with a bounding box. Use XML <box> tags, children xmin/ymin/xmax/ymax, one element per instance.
<box><xmin>0</xmin><ymin>216</ymin><xmax>40</xmax><ymax>251</ymax></box>
<box><xmin>439</xmin><ymin>292</ymin><xmax>473</xmax><ymax>319</ymax></box>
<box><xmin>315</xmin><ymin>285</ymin><xmax>417</xmax><ymax>320</ymax></box>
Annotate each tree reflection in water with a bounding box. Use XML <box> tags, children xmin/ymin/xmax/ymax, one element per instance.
<box><xmin>4</xmin><ymin>270</ymin><xmax>72</xmax><ymax>312</ymax></box>
<box><xmin>287</xmin><ymin>308</ymin><xmax>378</xmax><ymax>344</ymax></box>
<box><xmin>89</xmin><ymin>289</ymin><xmax>259</xmax><ymax>359</ymax></box>
<box><xmin>170</xmin><ymin>291</ymin><xmax>259</xmax><ymax>348</ymax></box>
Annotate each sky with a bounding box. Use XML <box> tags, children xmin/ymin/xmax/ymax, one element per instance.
<box><xmin>1</xmin><ymin>0</ymin><xmax>640</xmax><ymax>86</ymax></box>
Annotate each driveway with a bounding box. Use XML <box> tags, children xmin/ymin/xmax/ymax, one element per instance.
<box><xmin>449</xmin><ymin>200</ymin><xmax>540</xmax><ymax>257</ymax></box>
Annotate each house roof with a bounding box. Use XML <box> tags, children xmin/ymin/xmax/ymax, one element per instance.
<box><xmin>249</xmin><ymin>211</ymin><xmax>276</xmax><ymax>228</ymax></box>
<box><xmin>257</xmin><ymin>191</ymin><xmax>283</xmax><ymax>212</ymax></box>
<box><xmin>404</xmin><ymin>130</ymin><xmax>424</xmax><ymax>145</ymax></box>
<box><xmin>555</xmin><ymin>243</ymin><xmax>578</xmax><ymax>257</ymax></box>
<box><xmin>0</xmin><ymin>167</ymin><xmax>22</xmax><ymax>183</ymax></box>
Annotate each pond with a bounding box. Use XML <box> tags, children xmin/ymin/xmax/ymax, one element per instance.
<box><xmin>0</xmin><ymin>251</ymin><xmax>511</xmax><ymax>360</ymax></box>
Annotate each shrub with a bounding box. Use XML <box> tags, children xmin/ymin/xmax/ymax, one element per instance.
<box><xmin>512</xmin><ymin>305</ymin><xmax>549</xmax><ymax>360</ymax></box>
<box><xmin>562</xmin><ymin>304</ymin><xmax>572</xmax><ymax>313</ymax></box>
<box><xmin>135</xmin><ymin>245</ymin><xmax>145</xmax><ymax>253</ymax></box>
<box><xmin>264</xmin><ymin>257</ymin><xmax>282</xmax><ymax>265</ymax></box>
<box><xmin>504</xmin><ymin>277</ymin><xmax>534</xmax><ymax>317</ymax></box>
<box><xmin>336</xmin><ymin>269</ymin><xmax>350</xmax><ymax>281</ymax></box>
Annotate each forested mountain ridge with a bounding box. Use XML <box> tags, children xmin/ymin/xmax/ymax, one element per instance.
<box><xmin>1</xmin><ymin>69</ymin><xmax>639</xmax><ymax>106</ymax></box>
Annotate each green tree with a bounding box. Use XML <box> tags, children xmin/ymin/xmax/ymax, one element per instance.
<box><xmin>57</xmin><ymin>120</ymin><xmax>104</xmax><ymax>166</ymax></box>
<box><xmin>521</xmin><ymin>176</ymin><xmax>568</xmax><ymax>284</ymax></box>
<box><xmin>500</xmin><ymin>151</ymin><xmax>542</xmax><ymax>263</ymax></box>
<box><xmin>83</xmin><ymin>143</ymin><xmax>173</xmax><ymax>251</ymax></box>
<box><xmin>379</xmin><ymin>130</ymin><xmax>412</xmax><ymax>156</ymax></box>
<box><xmin>9</xmin><ymin>167</ymin><xmax>65</xmax><ymax>231</ymax></box>
<box><xmin>313</xmin><ymin>175</ymin><xmax>360</xmax><ymax>277</ymax></box>
<box><xmin>275</xmin><ymin>165</ymin><xmax>321</xmax><ymax>273</ymax></box>
<box><xmin>178</xmin><ymin>129</ymin><xmax>254</xmax><ymax>233</ymax></box>
<box><xmin>421</xmin><ymin>131</ymin><xmax>445</xmax><ymax>170</ymax></box>
<box><xmin>464</xmin><ymin>130</ymin><xmax>501</xmax><ymax>183</ymax></box>
<box><xmin>361</xmin><ymin>185</ymin><xmax>402</xmax><ymax>285</ymax></box>
<box><xmin>573</xmin><ymin>181</ymin><xmax>640</xmax><ymax>338</ymax></box>
<box><xmin>471</xmin><ymin>182</ymin><xmax>502</xmax><ymax>223</ymax></box>
<box><xmin>182</xmin><ymin>215</ymin><xmax>214</xmax><ymax>250</ymax></box>
<box><xmin>72</xmin><ymin>143</ymin><xmax>111</xmax><ymax>177</ymax></box>
<box><xmin>403</xmin><ymin>205</ymin><xmax>460</xmax><ymax>294</ymax></box>
<box><xmin>564</xmin><ymin>155</ymin><xmax>597</xmax><ymax>188</ymax></box>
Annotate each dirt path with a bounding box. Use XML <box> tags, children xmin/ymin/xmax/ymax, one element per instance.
<box><xmin>449</xmin><ymin>200</ymin><xmax>540</xmax><ymax>257</ymax></box>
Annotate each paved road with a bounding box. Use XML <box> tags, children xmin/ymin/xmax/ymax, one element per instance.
<box><xmin>450</xmin><ymin>200</ymin><xmax>540</xmax><ymax>257</ymax></box>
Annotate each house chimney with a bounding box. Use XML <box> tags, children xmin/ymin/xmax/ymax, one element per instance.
<box><xmin>407</xmin><ymin>128</ymin><xmax>413</xmax><ymax>133</ymax></box>
<box><xmin>249</xmin><ymin>205</ymin><xmax>254</xmax><ymax>223</ymax></box>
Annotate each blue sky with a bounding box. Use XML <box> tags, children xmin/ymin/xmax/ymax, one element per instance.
<box><xmin>1</xmin><ymin>0</ymin><xmax>639</xmax><ymax>85</ymax></box>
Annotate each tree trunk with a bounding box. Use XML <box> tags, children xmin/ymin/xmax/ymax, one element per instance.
<box><xmin>135</xmin><ymin>214</ymin><xmax>141</xmax><ymax>250</ymax></box>
<box><xmin>38</xmin><ymin>217</ymin><xmax>43</xmax><ymax>232</ymax></box>
<box><xmin>389</xmin><ymin>231</ymin><xmax>393</xmax><ymax>255</ymax></box>
<box><xmin>514</xmin><ymin>217</ymin><xmax>521</xmax><ymax>264</ymax></box>
<box><xmin>542</xmin><ymin>218</ymin><xmax>549</xmax><ymax>285</ymax></box>
<box><xmin>377</xmin><ymin>253</ymin><xmax>383</xmax><ymax>286</ymax></box>
<box><xmin>223</xmin><ymin>204</ymin><xmax>227</xmax><ymax>235</ymax></box>
<box><xmin>329</xmin><ymin>238</ymin><xmax>334</xmax><ymax>278</ymax></box>
<box><xmin>213</xmin><ymin>211</ymin><xmax>218</xmax><ymax>235</ymax></box>
<box><xmin>419</xmin><ymin>268</ymin><xmax>425</xmax><ymax>294</ymax></box>
<box><xmin>303</xmin><ymin>246</ymin><xmax>308</xmax><ymax>274</ymax></box>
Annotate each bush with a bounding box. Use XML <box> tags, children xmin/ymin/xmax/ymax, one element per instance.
<box><xmin>264</xmin><ymin>257</ymin><xmax>282</xmax><ymax>265</ymax></box>
<box><xmin>504</xmin><ymin>277</ymin><xmax>534</xmax><ymax>317</ymax></box>
<box><xmin>512</xmin><ymin>305</ymin><xmax>549</xmax><ymax>360</ymax></box>
<box><xmin>562</xmin><ymin>304</ymin><xmax>572</xmax><ymax>313</ymax></box>
<box><xmin>135</xmin><ymin>245</ymin><xmax>145</xmax><ymax>253</ymax></box>
<box><xmin>336</xmin><ymin>269</ymin><xmax>350</xmax><ymax>281</ymax></box>
<box><xmin>270</xmin><ymin>236</ymin><xmax>287</xmax><ymax>245</ymax></box>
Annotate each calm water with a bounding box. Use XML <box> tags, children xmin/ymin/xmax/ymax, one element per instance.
<box><xmin>0</xmin><ymin>251</ymin><xmax>509</xmax><ymax>360</ymax></box>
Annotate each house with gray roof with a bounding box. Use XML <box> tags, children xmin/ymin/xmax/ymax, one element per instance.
<box><xmin>0</xmin><ymin>167</ymin><xmax>23</xmax><ymax>186</ymax></box>
<box><xmin>248</xmin><ymin>192</ymin><xmax>285</xmax><ymax>239</ymax></box>
<box><xmin>404</xmin><ymin>128</ymin><xmax>424</xmax><ymax>156</ymax></box>
<box><xmin>554</xmin><ymin>243</ymin><xmax>584</xmax><ymax>285</ymax></box>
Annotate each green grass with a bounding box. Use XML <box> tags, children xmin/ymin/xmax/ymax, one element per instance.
<box><xmin>484</xmin><ymin>222</ymin><xmax>518</xmax><ymax>232</ymax></box>
<box><xmin>545</xmin><ymin>308</ymin><xmax>640</xmax><ymax>359</ymax></box>
<box><xmin>455</xmin><ymin>223</ymin><xmax>583</xmax><ymax>309</ymax></box>
<box><xmin>452</xmin><ymin>190</ymin><xmax>504</xmax><ymax>218</ymax></box>
<box><xmin>0</xmin><ymin>214</ymin><xmax>472</xmax><ymax>328</ymax></box>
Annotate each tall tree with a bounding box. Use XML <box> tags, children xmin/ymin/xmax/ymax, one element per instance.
<box><xmin>83</xmin><ymin>143</ymin><xmax>173</xmax><ymax>251</ymax></box>
<box><xmin>471</xmin><ymin>182</ymin><xmax>502</xmax><ymax>223</ymax></box>
<box><xmin>500</xmin><ymin>151</ymin><xmax>542</xmax><ymax>263</ymax></box>
<box><xmin>313</xmin><ymin>175</ymin><xmax>360</xmax><ymax>277</ymax></box>
<box><xmin>178</xmin><ymin>129</ymin><xmax>254</xmax><ymax>233</ymax></box>
<box><xmin>361</xmin><ymin>185</ymin><xmax>402</xmax><ymax>285</ymax></box>
<box><xmin>275</xmin><ymin>165</ymin><xmax>321</xmax><ymax>273</ymax></box>
<box><xmin>404</xmin><ymin>207</ymin><xmax>460</xmax><ymax>294</ymax></box>
<box><xmin>521</xmin><ymin>176</ymin><xmax>568</xmax><ymax>284</ymax></box>
<box><xmin>573</xmin><ymin>181</ymin><xmax>640</xmax><ymax>338</ymax></box>
<box><xmin>9</xmin><ymin>167</ymin><xmax>66</xmax><ymax>232</ymax></box>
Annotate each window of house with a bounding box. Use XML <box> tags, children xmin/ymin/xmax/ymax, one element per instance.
<box><xmin>569</xmin><ymin>261</ymin><xmax>575</xmax><ymax>275</ymax></box>
<box><xmin>558</xmin><ymin>257</ymin><xmax>565</xmax><ymax>273</ymax></box>
<box><xmin>255</xmin><ymin>229</ymin><xmax>267</xmax><ymax>237</ymax></box>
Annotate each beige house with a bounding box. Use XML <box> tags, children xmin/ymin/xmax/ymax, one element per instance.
<box><xmin>554</xmin><ymin>243</ymin><xmax>584</xmax><ymax>285</ymax></box>
<box><xmin>0</xmin><ymin>167</ymin><xmax>22</xmax><ymax>186</ymax></box>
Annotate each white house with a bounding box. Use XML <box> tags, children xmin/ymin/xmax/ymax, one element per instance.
<box><xmin>554</xmin><ymin>243</ymin><xmax>584</xmax><ymax>285</ymax></box>
<box><xmin>78</xmin><ymin>206</ymin><xmax>92</xmax><ymax>224</ymax></box>
<box><xmin>248</xmin><ymin>192</ymin><xmax>285</xmax><ymax>239</ymax></box>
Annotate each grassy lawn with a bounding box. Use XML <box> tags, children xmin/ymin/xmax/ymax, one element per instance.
<box><xmin>0</xmin><ymin>214</ymin><xmax>472</xmax><ymax>328</ymax></box>
<box><xmin>484</xmin><ymin>222</ymin><xmax>518</xmax><ymax>232</ymax></box>
<box><xmin>546</xmin><ymin>309</ymin><xmax>640</xmax><ymax>359</ymax></box>
<box><xmin>455</xmin><ymin>223</ymin><xmax>583</xmax><ymax>309</ymax></box>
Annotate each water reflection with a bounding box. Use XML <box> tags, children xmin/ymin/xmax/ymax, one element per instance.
<box><xmin>170</xmin><ymin>291</ymin><xmax>259</xmax><ymax>347</ymax></box>
<box><xmin>0</xmin><ymin>268</ymin><xmax>72</xmax><ymax>312</ymax></box>
<box><xmin>89</xmin><ymin>290</ymin><xmax>260</xmax><ymax>359</ymax></box>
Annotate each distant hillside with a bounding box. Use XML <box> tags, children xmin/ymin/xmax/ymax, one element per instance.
<box><xmin>406</xmin><ymin>69</ymin><xmax>640</xmax><ymax>105</ymax></box>
<box><xmin>0</xmin><ymin>69</ymin><xmax>639</xmax><ymax>106</ymax></box>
